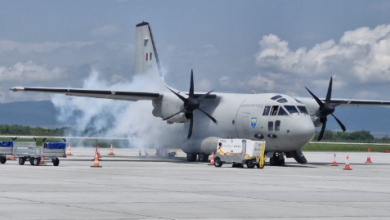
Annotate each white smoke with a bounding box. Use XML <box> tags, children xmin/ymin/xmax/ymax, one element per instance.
<box><xmin>50</xmin><ymin>69</ymin><xmax>183</xmax><ymax>149</ymax></box>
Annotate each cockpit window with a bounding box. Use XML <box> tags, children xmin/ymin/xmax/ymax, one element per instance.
<box><xmin>278</xmin><ymin>107</ymin><xmax>288</xmax><ymax>116</ymax></box>
<box><xmin>284</xmin><ymin>105</ymin><xmax>299</xmax><ymax>114</ymax></box>
<box><xmin>263</xmin><ymin>106</ymin><xmax>270</xmax><ymax>116</ymax></box>
<box><xmin>270</xmin><ymin>106</ymin><xmax>279</xmax><ymax>115</ymax></box>
<box><xmin>297</xmin><ymin>106</ymin><xmax>309</xmax><ymax>114</ymax></box>
<box><xmin>277</xmin><ymin>98</ymin><xmax>288</xmax><ymax>103</ymax></box>
<box><xmin>271</xmin><ymin>95</ymin><xmax>282</xmax><ymax>100</ymax></box>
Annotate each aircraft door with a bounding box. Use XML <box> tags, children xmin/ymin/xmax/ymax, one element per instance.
<box><xmin>242</xmin><ymin>116</ymin><xmax>250</xmax><ymax>135</ymax></box>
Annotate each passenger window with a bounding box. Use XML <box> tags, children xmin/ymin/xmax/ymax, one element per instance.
<box><xmin>268</xmin><ymin>121</ymin><xmax>273</xmax><ymax>131</ymax></box>
<box><xmin>275</xmin><ymin>120</ymin><xmax>281</xmax><ymax>131</ymax></box>
<box><xmin>270</xmin><ymin>106</ymin><xmax>279</xmax><ymax>116</ymax></box>
<box><xmin>263</xmin><ymin>106</ymin><xmax>270</xmax><ymax>116</ymax></box>
<box><xmin>297</xmin><ymin>106</ymin><xmax>309</xmax><ymax>114</ymax></box>
<box><xmin>284</xmin><ymin>105</ymin><xmax>299</xmax><ymax>114</ymax></box>
<box><xmin>278</xmin><ymin>107</ymin><xmax>288</xmax><ymax>116</ymax></box>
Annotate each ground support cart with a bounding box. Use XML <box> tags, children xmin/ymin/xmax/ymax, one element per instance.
<box><xmin>13</xmin><ymin>142</ymin><xmax>66</xmax><ymax>166</ymax></box>
<box><xmin>214</xmin><ymin>140</ymin><xmax>266</xmax><ymax>169</ymax></box>
<box><xmin>0</xmin><ymin>142</ymin><xmax>13</xmax><ymax>164</ymax></box>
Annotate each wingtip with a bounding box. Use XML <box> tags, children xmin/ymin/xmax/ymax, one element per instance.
<box><xmin>9</xmin><ymin>87</ymin><xmax>24</xmax><ymax>92</ymax></box>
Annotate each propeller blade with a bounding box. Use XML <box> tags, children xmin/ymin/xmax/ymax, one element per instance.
<box><xmin>317</xmin><ymin>119</ymin><xmax>327</xmax><ymax>141</ymax></box>
<box><xmin>197</xmin><ymin>89</ymin><xmax>215</xmax><ymax>102</ymax></box>
<box><xmin>166</xmin><ymin>86</ymin><xmax>187</xmax><ymax>102</ymax></box>
<box><xmin>187</xmin><ymin>117</ymin><xmax>194</xmax><ymax>139</ymax></box>
<box><xmin>331</xmin><ymin>114</ymin><xmax>346</xmax><ymax>131</ymax></box>
<box><xmin>325</xmin><ymin>77</ymin><xmax>332</xmax><ymax>103</ymax></box>
<box><xmin>305</xmin><ymin>87</ymin><xmax>324</xmax><ymax>108</ymax></box>
<box><xmin>198</xmin><ymin>108</ymin><xmax>217</xmax><ymax>123</ymax></box>
<box><xmin>189</xmin><ymin>69</ymin><xmax>194</xmax><ymax>98</ymax></box>
<box><xmin>163</xmin><ymin>110</ymin><xmax>183</xmax><ymax>121</ymax></box>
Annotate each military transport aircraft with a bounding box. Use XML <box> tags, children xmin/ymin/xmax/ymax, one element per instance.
<box><xmin>10</xmin><ymin>22</ymin><xmax>390</xmax><ymax>166</ymax></box>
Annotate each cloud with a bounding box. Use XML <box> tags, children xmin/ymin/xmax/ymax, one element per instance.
<box><xmin>197</xmin><ymin>78</ymin><xmax>212</xmax><ymax>91</ymax></box>
<box><xmin>354</xmin><ymin>91</ymin><xmax>380</xmax><ymax>99</ymax></box>
<box><xmin>254</xmin><ymin>24</ymin><xmax>390</xmax><ymax>85</ymax></box>
<box><xmin>0</xmin><ymin>61</ymin><xmax>65</xmax><ymax>82</ymax></box>
<box><xmin>91</xmin><ymin>25</ymin><xmax>119</xmax><ymax>36</ymax></box>
<box><xmin>0</xmin><ymin>40</ymin><xmax>94</xmax><ymax>54</ymax></box>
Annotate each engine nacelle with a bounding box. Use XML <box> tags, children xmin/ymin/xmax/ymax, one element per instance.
<box><xmin>166</xmin><ymin>113</ymin><xmax>189</xmax><ymax>123</ymax></box>
<box><xmin>152</xmin><ymin>93</ymin><xmax>188</xmax><ymax>123</ymax></box>
<box><xmin>181</xmin><ymin>137</ymin><xmax>221</xmax><ymax>155</ymax></box>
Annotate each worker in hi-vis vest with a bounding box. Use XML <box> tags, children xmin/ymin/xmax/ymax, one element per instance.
<box><xmin>217</xmin><ymin>142</ymin><xmax>226</xmax><ymax>155</ymax></box>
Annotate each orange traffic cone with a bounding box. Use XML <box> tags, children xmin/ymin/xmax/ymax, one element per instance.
<box><xmin>365</xmin><ymin>147</ymin><xmax>372</xmax><ymax>163</ymax></box>
<box><xmin>40</xmin><ymin>155</ymin><xmax>45</xmax><ymax>165</ymax></box>
<box><xmin>97</xmin><ymin>146</ymin><xmax>101</xmax><ymax>158</ymax></box>
<box><xmin>331</xmin><ymin>153</ymin><xmax>338</xmax><ymax>166</ymax></box>
<box><xmin>10</xmin><ymin>154</ymin><xmax>15</xmax><ymax>161</ymax></box>
<box><xmin>91</xmin><ymin>152</ymin><xmax>102</xmax><ymax>168</ymax></box>
<box><xmin>209</xmin><ymin>152</ymin><xmax>215</xmax><ymax>165</ymax></box>
<box><xmin>67</xmin><ymin>145</ymin><xmax>73</xmax><ymax>156</ymax></box>
<box><xmin>343</xmin><ymin>155</ymin><xmax>352</xmax><ymax>170</ymax></box>
<box><xmin>108</xmin><ymin>144</ymin><xmax>115</xmax><ymax>155</ymax></box>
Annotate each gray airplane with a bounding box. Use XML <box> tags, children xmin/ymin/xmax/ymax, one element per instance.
<box><xmin>10</xmin><ymin>22</ymin><xmax>390</xmax><ymax>165</ymax></box>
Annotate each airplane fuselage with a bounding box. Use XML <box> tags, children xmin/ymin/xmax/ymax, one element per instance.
<box><xmin>152</xmin><ymin>92</ymin><xmax>316</xmax><ymax>155</ymax></box>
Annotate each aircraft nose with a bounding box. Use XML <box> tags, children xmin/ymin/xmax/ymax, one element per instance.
<box><xmin>289</xmin><ymin>116</ymin><xmax>315</xmax><ymax>146</ymax></box>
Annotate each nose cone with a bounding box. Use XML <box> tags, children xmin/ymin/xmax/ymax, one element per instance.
<box><xmin>289</xmin><ymin>116</ymin><xmax>315</xmax><ymax>146</ymax></box>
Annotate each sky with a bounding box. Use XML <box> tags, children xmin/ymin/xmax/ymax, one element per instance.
<box><xmin>1</xmin><ymin>0</ymin><xmax>390</xmax><ymax>103</ymax></box>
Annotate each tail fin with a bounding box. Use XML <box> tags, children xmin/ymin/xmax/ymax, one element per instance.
<box><xmin>134</xmin><ymin>21</ymin><xmax>163</xmax><ymax>78</ymax></box>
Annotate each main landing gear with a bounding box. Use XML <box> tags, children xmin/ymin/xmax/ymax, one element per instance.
<box><xmin>270</xmin><ymin>152</ymin><xmax>285</xmax><ymax>166</ymax></box>
<box><xmin>186</xmin><ymin>153</ymin><xmax>210</xmax><ymax>162</ymax></box>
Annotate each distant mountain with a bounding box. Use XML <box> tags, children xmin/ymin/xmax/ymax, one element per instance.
<box><xmin>1</xmin><ymin>101</ymin><xmax>390</xmax><ymax>137</ymax></box>
<box><xmin>0</xmin><ymin>101</ymin><xmax>59</xmax><ymax>127</ymax></box>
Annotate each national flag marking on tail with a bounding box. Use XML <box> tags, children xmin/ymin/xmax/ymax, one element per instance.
<box><xmin>145</xmin><ymin>52</ymin><xmax>153</xmax><ymax>61</ymax></box>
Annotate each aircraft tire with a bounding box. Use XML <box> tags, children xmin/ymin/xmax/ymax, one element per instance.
<box><xmin>0</xmin><ymin>156</ymin><xmax>6</xmax><ymax>164</ymax></box>
<box><xmin>199</xmin><ymin>153</ymin><xmax>209</xmax><ymax>162</ymax></box>
<box><xmin>186</xmin><ymin>153</ymin><xmax>197</xmax><ymax>162</ymax></box>
<box><xmin>30</xmin><ymin>158</ymin><xmax>35</xmax><ymax>165</ymax></box>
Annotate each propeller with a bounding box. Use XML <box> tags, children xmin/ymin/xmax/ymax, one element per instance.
<box><xmin>163</xmin><ymin>70</ymin><xmax>217</xmax><ymax>139</ymax></box>
<box><xmin>305</xmin><ymin>77</ymin><xmax>346</xmax><ymax>141</ymax></box>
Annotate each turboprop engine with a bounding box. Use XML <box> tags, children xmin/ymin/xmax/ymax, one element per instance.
<box><xmin>152</xmin><ymin>93</ymin><xmax>189</xmax><ymax>123</ymax></box>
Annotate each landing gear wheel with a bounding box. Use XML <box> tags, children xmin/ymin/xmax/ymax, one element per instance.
<box><xmin>18</xmin><ymin>157</ymin><xmax>25</xmax><ymax>165</ymax></box>
<box><xmin>198</xmin><ymin>153</ymin><xmax>209</xmax><ymax>162</ymax></box>
<box><xmin>0</xmin><ymin>156</ymin><xmax>6</xmax><ymax>164</ymax></box>
<box><xmin>270</xmin><ymin>152</ymin><xmax>285</xmax><ymax>166</ymax></box>
<box><xmin>33</xmin><ymin>158</ymin><xmax>40</xmax><ymax>166</ymax></box>
<box><xmin>186</xmin><ymin>153</ymin><xmax>197</xmax><ymax>162</ymax></box>
<box><xmin>52</xmin><ymin>158</ymin><xmax>60</xmax><ymax>166</ymax></box>
<box><xmin>214</xmin><ymin>157</ymin><xmax>222</xmax><ymax>167</ymax></box>
<box><xmin>30</xmin><ymin>158</ymin><xmax>35</xmax><ymax>165</ymax></box>
<box><xmin>246</xmin><ymin>160</ymin><xmax>255</xmax><ymax>168</ymax></box>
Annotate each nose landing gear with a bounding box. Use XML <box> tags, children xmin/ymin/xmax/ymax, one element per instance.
<box><xmin>270</xmin><ymin>152</ymin><xmax>285</xmax><ymax>166</ymax></box>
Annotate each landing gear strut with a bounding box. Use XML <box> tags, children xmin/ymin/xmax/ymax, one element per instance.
<box><xmin>186</xmin><ymin>153</ymin><xmax>197</xmax><ymax>162</ymax></box>
<box><xmin>270</xmin><ymin>152</ymin><xmax>285</xmax><ymax>166</ymax></box>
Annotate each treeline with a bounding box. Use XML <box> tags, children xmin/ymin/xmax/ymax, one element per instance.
<box><xmin>314</xmin><ymin>130</ymin><xmax>390</xmax><ymax>143</ymax></box>
<box><xmin>0</xmin><ymin>125</ymin><xmax>67</xmax><ymax>136</ymax></box>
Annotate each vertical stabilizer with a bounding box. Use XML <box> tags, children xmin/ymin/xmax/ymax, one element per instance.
<box><xmin>135</xmin><ymin>21</ymin><xmax>162</xmax><ymax>77</ymax></box>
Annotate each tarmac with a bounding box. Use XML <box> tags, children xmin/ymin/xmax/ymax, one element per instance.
<box><xmin>0</xmin><ymin>148</ymin><xmax>389</xmax><ymax>219</ymax></box>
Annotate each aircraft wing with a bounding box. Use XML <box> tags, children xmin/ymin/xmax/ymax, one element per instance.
<box><xmin>322</xmin><ymin>98</ymin><xmax>390</xmax><ymax>106</ymax></box>
<box><xmin>10</xmin><ymin>87</ymin><xmax>162</xmax><ymax>101</ymax></box>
